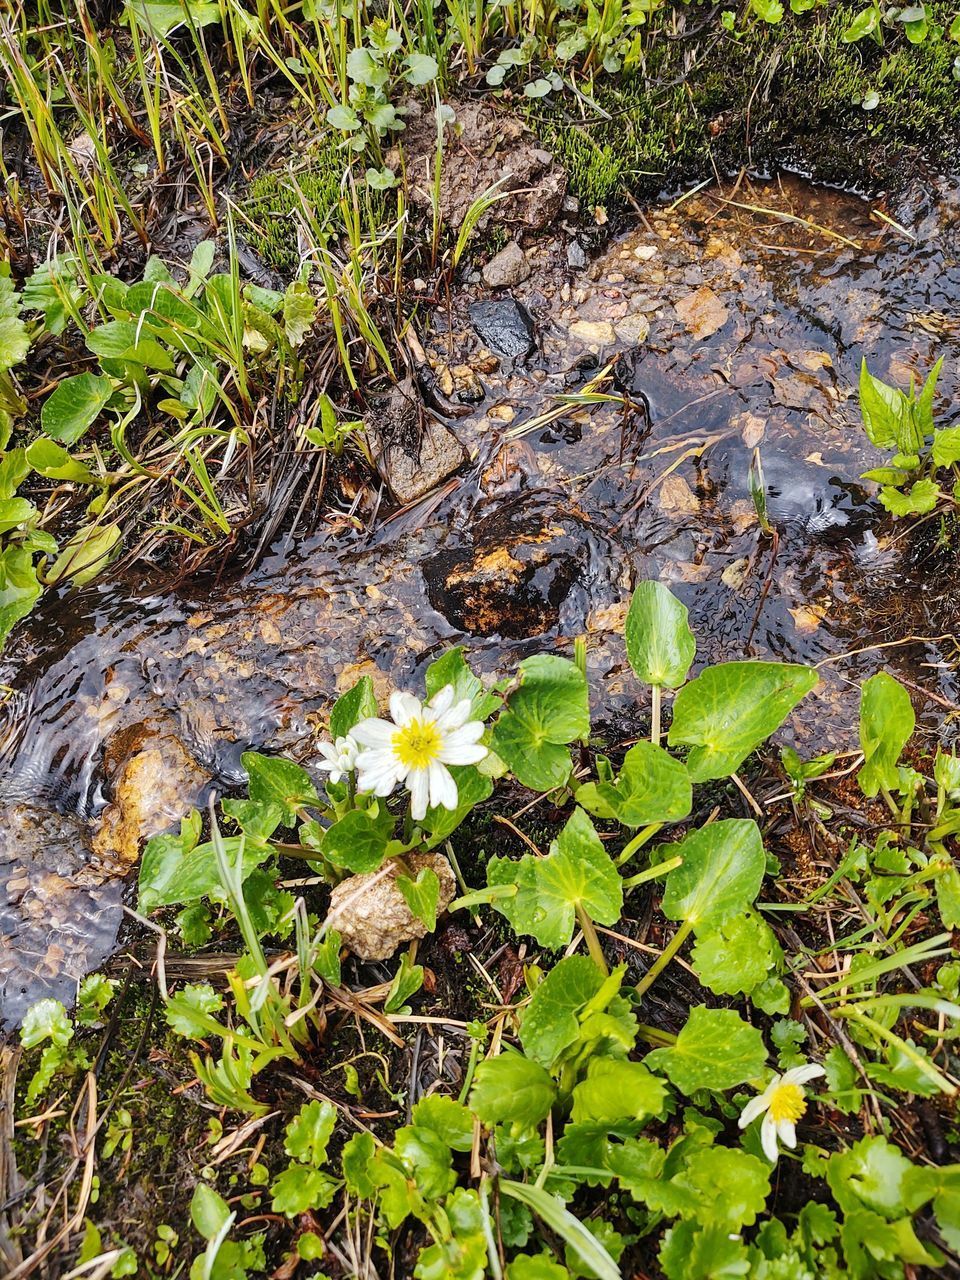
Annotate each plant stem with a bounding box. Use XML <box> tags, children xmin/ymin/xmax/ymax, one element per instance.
<box><xmin>622</xmin><ymin>854</ymin><xmax>682</xmax><ymax>890</ymax></box>
<box><xmin>650</xmin><ymin>684</ymin><xmax>661</xmax><ymax>745</ymax></box>
<box><xmin>576</xmin><ymin>907</ymin><xmax>608</xmax><ymax>976</ymax></box>
<box><xmin>617</xmin><ymin>823</ymin><xmax>662</xmax><ymax>866</ymax></box>
<box><xmin>635</xmin><ymin>918</ymin><xmax>694</xmax><ymax>997</ymax></box>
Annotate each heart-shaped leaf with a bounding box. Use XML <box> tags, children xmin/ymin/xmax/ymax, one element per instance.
<box><xmin>660</xmin><ymin>818</ymin><xmax>765</xmax><ymax>927</ymax></box>
<box><xmin>492</xmin><ymin>654</ymin><xmax>589</xmax><ymax>791</ymax></box>
<box><xmin>668</xmin><ymin>660</ymin><xmax>818</xmax><ymax>781</ymax></box>
<box><xmin>645</xmin><ymin>1006</ymin><xmax>766</xmax><ymax>1094</ymax></box>
<box><xmin>242</xmin><ymin>751</ymin><xmax>320</xmax><ymax>825</ymax></box>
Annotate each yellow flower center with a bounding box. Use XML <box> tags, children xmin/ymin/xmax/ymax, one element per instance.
<box><xmin>393</xmin><ymin>719</ymin><xmax>442</xmax><ymax>770</ymax></box>
<box><xmin>768</xmin><ymin>1082</ymin><xmax>806</xmax><ymax>1125</ymax></box>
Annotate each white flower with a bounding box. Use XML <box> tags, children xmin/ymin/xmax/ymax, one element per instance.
<box><xmin>316</xmin><ymin>734</ymin><xmax>359</xmax><ymax>784</ymax></box>
<box><xmin>738</xmin><ymin>1062</ymin><xmax>825</xmax><ymax>1164</ymax></box>
<box><xmin>352</xmin><ymin>685</ymin><xmax>488</xmax><ymax>821</ymax></box>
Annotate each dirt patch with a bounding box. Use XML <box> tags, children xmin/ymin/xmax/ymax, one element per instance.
<box><xmin>395</xmin><ymin>99</ymin><xmax>567</xmax><ymax>232</ymax></box>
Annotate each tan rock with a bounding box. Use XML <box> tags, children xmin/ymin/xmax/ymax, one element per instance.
<box><xmin>327</xmin><ymin>852</ymin><xmax>457</xmax><ymax>961</ymax></box>
<box><xmin>93</xmin><ymin>727</ymin><xmax>210</xmax><ymax>870</ymax></box>
<box><xmin>568</xmin><ymin>319</ymin><xmax>617</xmax><ymax>347</ymax></box>
<box><xmin>675</xmin><ymin>286</ymin><xmax>728</xmax><ymax>339</ymax></box>
<box><xmin>614</xmin><ymin>312</ymin><xmax>650</xmax><ymax>345</ymax></box>
<box><xmin>658</xmin><ymin>474</ymin><xmax>699</xmax><ymax>514</ymax></box>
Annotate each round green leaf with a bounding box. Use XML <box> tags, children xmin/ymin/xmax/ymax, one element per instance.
<box><xmin>660</xmin><ymin>817</ymin><xmax>765</xmax><ymax>927</ymax></box>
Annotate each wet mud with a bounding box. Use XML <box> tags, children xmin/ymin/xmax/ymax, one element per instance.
<box><xmin>2</xmin><ymin>174</ymin><xmax>960</xmax><ymax>1025</ymax></box>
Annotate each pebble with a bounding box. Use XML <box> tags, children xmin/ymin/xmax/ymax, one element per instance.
<box><xmin>569</xmin><ymin>319</ymin><xmax>618</xmax><ymax>347</ymax></box>
<box><xmin>614</xmin><ymin>313</ymin><xmax>651</xmax><ymax>344</ymax></box>
<box><xmin>482</xmin><ymin>240</ymin><xmax>531</xmax><ymax>289</ymax></box>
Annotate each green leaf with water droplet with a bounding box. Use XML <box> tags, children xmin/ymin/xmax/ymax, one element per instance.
<box><xmin>645</xmin><ymin>1006</ymin><xmax>766</xmax><ymax>1094</ymax></box>
<box><xmin>668</xmin><ymin>660</ymin><xmax>818</xmax><ymax>781</ymax></box>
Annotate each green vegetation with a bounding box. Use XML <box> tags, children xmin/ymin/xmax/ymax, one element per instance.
<box><xmin>11</xmin><ymin>582</ymin><xmax>960</xmax><ymax>1277</ymax></box>
<box><xmin>3</xmin><ymin>2</ymin><xmax>960</xmax><ymax>1276</ymax></box>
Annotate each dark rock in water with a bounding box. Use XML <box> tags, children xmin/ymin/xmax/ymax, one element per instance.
<box><xmin>468</xmin><ymin>298</ymin><xmax>535</xmax><ymax>360</ymax></box>
<box><xmin>422</xmin><ymin>494</ymin><xmax>626</xmax><ymax>639</ymax></box>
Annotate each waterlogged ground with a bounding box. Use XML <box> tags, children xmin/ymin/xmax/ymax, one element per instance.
<box><xmin>2</xmin><ymin>174</ymin><xmax>960</xmax><ymax>1025</ymax></box>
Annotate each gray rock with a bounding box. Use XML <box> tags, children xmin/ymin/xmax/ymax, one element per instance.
<box><xmin>365</xmin><ymin>382</ymin><xmax>467</xmax><ymax>505</ymax></box>
<box><xmin>468</xmin><ymin>298</ymin><xmax>535</xmax><ymax>359</ymax></box>
<box><xmin>482</xmin><ymin>241</ymin><xmax>530</xmax><ymax>290</ymax></box>
<box><xmin>567</xmin><ymin>240</ymin><xmax>587</xmax><ymax>269</ymax></box>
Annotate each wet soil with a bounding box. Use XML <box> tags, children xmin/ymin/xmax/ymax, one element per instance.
<box><xmin>2</xmin><ymin>174</ymin><xmax>960</xmax><ymax>1026</ymax></box>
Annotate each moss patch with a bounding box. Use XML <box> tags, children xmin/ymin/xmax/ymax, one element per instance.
<box><xmin>527</xmin><ymin>4</ymin><xmax>960</xmax><ymax>209</ymax></box>
<box><xmin>240</xmin><ymin>136</ymin><xmax>346</xmax><ymax>274</ymax></box>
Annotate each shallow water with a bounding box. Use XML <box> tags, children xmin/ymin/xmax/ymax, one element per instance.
<box><xmin>2</xmin><ymin>174</ymin><xmax>960</xmax><ymax>1026</ymax></box>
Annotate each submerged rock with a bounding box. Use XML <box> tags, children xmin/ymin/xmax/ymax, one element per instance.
<box><xmin>482</xmin><ymin>241</ymin><xmax>530</xmax><ymax>290</ymax></box>
<box><xmin>468</xmin><ymin>298</ymin><xmax>535</xmax><ymax>359</ymax></box>
<box><xmin>92</xmin><ymin>723</ymin><xmax>210</xmax><ymax>870</ymax></box>
<box><xmin>0</xmin><ymin>805</ymin><xmax>121</xmax><ymax>1029</ymax></box>
<box><xmin>328</xmin><ymin>852</ymin><xmax>457</xmax><ymax>961</ymax></box>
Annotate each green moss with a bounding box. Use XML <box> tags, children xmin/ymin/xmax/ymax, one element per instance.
<box><xmin>527</xmin><ymin>3</ymin><xmax>960</xmax><ymax>209</ymax></box>
<box><xmin>240</xmin><ymin>135</ymin><xmax>346</xmax><ymax>275</ymax></box>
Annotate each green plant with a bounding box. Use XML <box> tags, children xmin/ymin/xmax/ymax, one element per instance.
<box><xmin>858</xmin><ymin>356</ymin><xmax>959</xmax><ymax>516</ymax></box>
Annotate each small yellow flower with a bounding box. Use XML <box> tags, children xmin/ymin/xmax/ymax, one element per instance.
<box><xmin>738</xmin><ymin>1062</ymin><xmax>825</xmax><ymax>1163</ymax></box>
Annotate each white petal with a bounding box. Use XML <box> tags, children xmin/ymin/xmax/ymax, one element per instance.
<box><xmin>390</xmin><ymin>690</ymin><xmax>421</xmax><ymax>726</ymax></box>
<box><xmin>443</xmin><ymin>720</ymin><xmax>485</xmax><ymax>746</ymax></box>
<box><xmin>760</xmin><ymin>1114</ymin><xmax>780</xmax><ymax>1164</ymax></box>
<box><xmin>738</xmin><ymin>1095</ymin><xmax>770</xmax><ymax>1129</ymax></box>
<box><xmin>428</xmin><ymin>760</ymin><xmax>458</xmax><ymax>811</ymax></box>
<box><xmin>433</xmin><ymin>697</ymin><xmax>474</xmax><ymax>732</ymax></box>
<box><xmin>408</xmin><ymin>767</ymin><xmax>430</xmax><ymax>820</ymax></box>
<box><xmin>316</xmin><ymin>742</ymin><xmax>339</xmax><ymax>771</ymax></box>
<box><xmin>437</xmin><ymin>742</ymin><xmax>488</xmax><ymax>766</ymax></box>
<box><xmin>352</xmin><ymin>718</ymin><xmax>396</xmax><ymax>748</ymax></box>
<box><xmin>784</xmin><ymin>1064</ymin><xmax>825</xmax><ymax>1086</ymax></box>
<box><xmin>778</xmin><ymin>1120</ymin><xmax>797</xmax><ymax>1149</ymax></box>
<box><xmin>428</xmin><ymin>685</ymin><xmax>455</xmax><ymax>717</ymax></box>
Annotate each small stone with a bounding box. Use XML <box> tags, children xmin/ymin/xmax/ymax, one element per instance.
<box><xmin>566</xmin><ymin>240</ymin><xmax>587</xmax><ymax>269</ymax></box>
<box><xmin>469</xmin><ymin>298</ymin><xmax>536</xmax><ymax>359</ymax></box>
<box><xmin>674</xmin><ymin>286</ymin><xmax>729</xmax><ymax>339</ymax></box>
<box><xmin>569</xmin><ymin>319</ymin><xmax>617</xmax><ymax>348</ymax></box>
<box><xmin>436</xmin><ymin>364</ymin><xmax>455</xmax><ymax>397</ymax></box>
<box><xmin>328</xmin><ymin>852</ymin><xmax>457</xmax><ymax>961</ymax></box>
<box><xmin>488</xmin><ymin>404</ymin><xmax>515</xmax><ymax>422</ymax></box>
<box><xmin>633</xmin><ymin>244</ymin><xmax>658</xmax><ymax>261</ymax></box>
<box><xmin>482</xmin><ymin>241</ymin><xmax>530</xmax><ymax>290</ymax></box>
<box><xmin>608</xmin><ymin>272</ymin><xmax>625</xmax><ymax>284</ymax></box>
<box><xmin>658</xmin><ymin>474</ymin><xmax>699</xmax><ymax>515</ymax></box>
<box><xmin>451</xmin><ymin>364</ymin><xmax>484</xmax><ymax>403</ymax></box>
<box><xmin>614</xmin><ymin>313</ymin><xmax>650</xmax><ymax>345</ymax></box>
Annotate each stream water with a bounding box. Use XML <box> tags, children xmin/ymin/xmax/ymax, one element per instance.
<box><xmin>1</xmin><ymin>174</ymin><xmax>959</xmax><ymax>1027</ymax></box>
